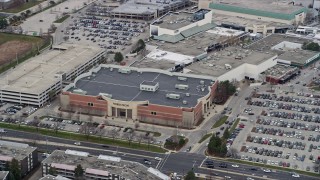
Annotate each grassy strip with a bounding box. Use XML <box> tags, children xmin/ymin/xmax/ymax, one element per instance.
<box><xmin>212</xmin><ymin>116</ymin><xmax>228</xmax><ymax>129</ymax></box>
<box><xmin>0</xmin><ymin>1</ymin><xmax>43</xmax><ymax>13</ymax></box>
<box><xmin>0</xmin><ymin>32</ymin><xmax>43</xmax><ymax>45</ymax></box>
<box><xmin>198</xmin><ymin>133</ymin><xmax>213</xmax><ymax>143</ymax></box>
<box><xmin>0</xmin><ymin>34</ymin><xmax>51</xmax><ymax>74</ymax></box>
<box><xmin>227</xmin><ymin>159</ymin><xmax>320</xmax><ymax>178</ymax></box>
<box><xmin>0</xmin><ymin>122</ymin><xmax>166</xmax><ymax>153</ymax></box>
<box><xmin>53</xmin><ymin>15</ymin><xmax>70</xmax><ymax>23</ymax></box>
<box><xmin>229</xmin><ymin>118</ymin><xmax>240</xmax><ymax>133</ymax></box>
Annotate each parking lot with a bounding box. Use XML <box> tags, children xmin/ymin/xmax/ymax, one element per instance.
<box><xmin>62</xmin><ymin>15</ymin><xmax>147</xmax><ymax>52</ymax></box>
<box><xmin>230</xmin><ymin>91</ymin><xmax>320</xmax><ymax>173</ymax></box>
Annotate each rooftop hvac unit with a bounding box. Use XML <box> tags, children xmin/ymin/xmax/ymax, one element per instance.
<box><xmin>182</xmin><ymin>100</ymin><xmax>187</xmax><ymax>105</ymax></box>
<box><xmin>178</xmin><ymin>77</ymin><xmax>187</xmax><ymax>81</ymax></box>
<box><xmin>186</xmin><ymin>93</ymin><xmax>190</xmax><ymax>97</ymax></box>
<box><xmin>99</xmin><ymin>93</ymin><xmax>112</xmax><ymax>99</ymax></box>
<box><xmin>200</xmin><ymin>80</ymin><xmax>204</xmax><ymax>85</ymax></box>
<box><xmin>166</xmin><ymin>93</ymin><xmax>180</xmax><ymax>100</ymax></box>
<box><xmin>175</xmin><ymin>84</ymin><xmax>189</xmax><ymax>90</ymax></box>
<box><xmin>118</xmin><ymin>68</ymin><xmax>131</xmax><ymax>74</ymax></box>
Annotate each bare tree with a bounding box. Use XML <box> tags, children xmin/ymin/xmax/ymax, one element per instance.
<box><xmin>227</xmin><ymin>148</ymin><xmax>239</xmax><ymax>159</ymax></box>
<box><xmin>123</xmin><ymin>131</ymin><xmax>136</xmax><ymax>145</ymax></box>
<box><xmin>57</xmin><ymin>111</ymin><xmax>63</xmax><ymax>120</ymax></box>
<box><xmin>97</xmin><ymin>127</ymin><xmax>106</xmax><ymax>141</ymax></box>
<box><xmin>80</xmin><ymin>122</ymin><xmax>92</xmax><ymax>140</ymax></box>
<box><xmin>33</xmin><ymin>116</ymin><xmax>41</xmax><ymax>132</ymax></box>
<box><xmin>108</xmin><ymin>128</ymin><xmax>120</xmax><ymax>141</ymax></box>
<box><xmin>134</xmin><ymin>121</ymin><xmax>140</xmax><ymax>130</ymax></box>
<box><xmin>137</xmin><ymin>133</ymin><xmax>144</xmax><ymax>146</ymax></box>
<box><xmin>53</xmin><ymin>121</ymin><xmax>61</xmax><ymax>135</ymax></box>
<box><xmin>145</xmin><ymin>136</ymin><xmax>155</xmax><ymax>149</ymax></box>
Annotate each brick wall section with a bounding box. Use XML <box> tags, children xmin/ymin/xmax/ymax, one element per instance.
<box><xmin>193</xmin><ymin>101</ymin><xmax>203</xmax><ymax>122</ymax></box>
<box><xmin>68</xmin><ymin>93</ymin><xmax>108</xmax><ymax>111</ymax></box>
<box><xmin>210</xmin><ymin>80</ymin><xmax>218</xmax><ymax>102</ymax></box>
<box><xmin>137</xmin><ymin>104</ymin><xmax>183</xmax><ymax>122</ymax></box>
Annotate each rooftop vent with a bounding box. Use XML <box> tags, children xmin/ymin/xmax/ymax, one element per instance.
<box><xmin>110</xmin><ymin>68</ymin><xmax>113</xmax><ymax>71</ymax></box>
<box><xmin>166</xmin><ymin>93</ymin><xmax>180</xmax><ymax>100</ymax></box>
<box><xmin>99</xmin><ymin>93</ymin><xmax>112</xmax><ymax>99</ymax></box>
<box><xmin>182</xmin><ymin>100</ymin><xmax>187</xmax><ymax>105</ymax></box>
<box><xmin>200</xmin><ymin>80</ymin><xmax>204</xmax><ymax>85</ymax></box>
<box><xmin>118</xmin><ymin>68</ymin><xmax>131</xmax><ymax>74</ymax></box>
<box><xmin>186</xmin><ymin>93</ymin><xmax>190</xmax><ymax>97</ymax></box>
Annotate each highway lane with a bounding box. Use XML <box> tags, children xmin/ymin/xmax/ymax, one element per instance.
<box><xmin>2</xmin><ymin>129</ymin><xmax>319</xmax><ymax>179</ymax></box>
<box><xmin>3</xmin><ymin>129</ymin><xmax>163</xmax><ymax>157</ymax></box>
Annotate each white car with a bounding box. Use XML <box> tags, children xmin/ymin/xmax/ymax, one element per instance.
<box><xmin>155</xmin><ymin>157</ymin><xmax>162</xmax><ymax>161</ymax></box>
<box><xmin>74</xmin><ymin>142</ymin><xmax>81</xmax><ymax>146</ymax></box>
<box><xmin>247</xmin><ymin>178</ymin><xmax>254</xmax><ymax>180</ymax></box>
<box><xmin>292</xmin><ymin>173</ymin><xmax>300</xmax><ymax>178</ymax></box>
<box><xmin>231</xmin><ymin>164</ymin><xmax>239</xmax><ymax>168</ymax></box>
<box><xmin>263</xmin><ymin>169</ymin><xmax>271</xmax><ymax>173</ymax></box>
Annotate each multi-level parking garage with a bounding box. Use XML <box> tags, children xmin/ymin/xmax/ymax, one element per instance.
<box><xmin>0</xmin><ymin>44</ymin><xmax>105</xmax><ymax>107</ymax></box>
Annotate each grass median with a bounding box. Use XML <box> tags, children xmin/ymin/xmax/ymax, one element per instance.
<box><xmin>212</xmin><ymin>115</ymin><xmax>228</xmax><ymax>129</ymax></box>
<box><xmin>198</xmin><ymin>133</ymin><xmax>212</xmax><ymax>143</ymax></box>
<box><xmin>0</xmin><ymin>122</ymin><xmax>166</xmax><ymax>153</ymax></box>
<box><xmin>227</xmin><ymin>159</ymin><xmax>320</xmax><ymax>178</ymax></box>
<box><xmin>229</xmin><ymin>118</ymin><xmax>240</xmax><ymax>133</ymax></box>
<box><xmin>54</xmin><ymin>15</ymin><xmax>70</xmax><ymax>23</ymax></box>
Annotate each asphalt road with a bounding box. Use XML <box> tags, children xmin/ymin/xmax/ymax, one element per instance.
<box><xmin>1</xmin><ymin>129</ymin><xmax>319</xmax><ymax>180</ymax></box>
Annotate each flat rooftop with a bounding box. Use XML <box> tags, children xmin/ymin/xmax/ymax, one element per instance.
<box><xmin>112</xmin><ymin>0</ymin><xmax>187</xmax><ymax>15</ymax></box>
<box><xmin>0</xmin><ymin>140</ymin><xmax>36</xmax><ymax>161</ymax></box>
<box><xmin>156</xmin><ymin>12</ymin><xmax>195</xmax><ymax>30</ymax></box>
<box><xmin>278</xmin><ymin>50</ymin><xmax>320</xmax><ymax>64</ymax></box>
<box><xmin>246</xmin><ymin>34</ymin><xmax>311</xmax><ymax>52</ymax></box>
<box><xmin>0</xmin><ymin>171</ymin><xmax>8</xmax><ymax>180</ymax></box>
<box><xmin>263</xmin><ymin>64</ymin><xmax>298</xmax><ymax>79</ymax></box>
<box><xmin>42</xmin><ymin>150</ymin><xmax>162</xmax><ymax>180</ymax></box>
<box><xmin>211</xmin><ymin>0</ymin><xmax>305</xmax><ymax>14</ymax></box>
<box><xmin>213</xmin><ymin>13</ymin><xmax>291</xmax><ymax>28</ymax></box>
<box><xmin>185</xmin><ymin>45</ymin><xmax>277</xmax><ymax>77</ymax></box>
<box><xmin>70</xmin><ymin>66</ymin><xmax>214</xmax><ymax>108</ymax></box>
<box><xmin>0</xmin><ymin>44</ymin><xmax>104</xmax><ymax>95</ymax></box>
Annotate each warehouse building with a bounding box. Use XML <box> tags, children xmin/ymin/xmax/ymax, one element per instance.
<box><xmin>0</xmin><ymin>0</ymin><xmax>25</xmax><ymax>10</ymax></box>
<box><xmin>199</xmin><ymin>0</ymin><xmax>308</xmax><ymax>35</ymax></box>
<box><xmin>111</xmin><ymin>0</ymin><xmax>192</xmax><ymax>21</ymax></box>
<box><xmin>60</xmin><ymin>65</ymin><xmax>217</xmax><ymax>128</ymax></box>
<box><xmin>0</xmin><ymin>140</ymin><xmax>38</xmax><ymax>177</ymax></box>
<box><xmin>0</xmin><ymin>44</ymin><xmax>105</xmax><ymax>107</ymax></box>
<box><xmin>42</xmin><ymin>150</ymin><xmax>169</xmax><ymax>180</ymax></box>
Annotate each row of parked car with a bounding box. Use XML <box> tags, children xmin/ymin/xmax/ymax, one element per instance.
<box><xmin>266</xmin><ymin>111</ymin><xmax>320</xmax><ymax>123</ymax></box>
<box><xmin>250</xmin><ymin>100</ymin><xmax>313</xmax><ymax>113</ymax></box>
<box><xmin>256</xmin><ymin>93</ymin><xmax>320</xmax><ymax>106</ymax></box>
<box><xmin>257</xmin><ymin>118</ymin><xmax>320</xmax><ymax>132</ymax></box>
<box><xmin>253</xmin><ymin>126</ymin><xmax>307</xmax><ymax>140</ymax></box>
<box><xmin>248</xmin><ymin>135</ymin><xmax>306</xmax><ymax>150</ymax></box>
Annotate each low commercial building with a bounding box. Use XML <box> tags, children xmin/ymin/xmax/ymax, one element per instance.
<box><xmin>0</xmin><ymin>171</ymin><xmax>8</xmax><ymax>180</ymax></box>
<box><xmin>42</xmin><ymin>150</ymin><xmax>169</xmax><ymax>180</ymax></box>
<box><xmin>111</xmin><ymin>0</ymin><xmax>192</xmax><ymax>21</ymax></box>
<box><xmin>262</xmin><ymin>64</ymin><xmax>300</xmax><ymax>84</ymax></box>
<box><xmin>199</xmin><ymin>0</ymin><xmax>308</xmax><ymax>35</ymax></box>
<box><xmin>0</xmin><ymin>44</ymin><xmax>105</xmax><ymax>107</ymax></box>
<box><xmin>0</xmin><ymin>140</ymin><xmax>38</xmax><ymax>177</ymax></box>
<box><xmin>184</xmin><ymin>45</ymin><xmax>278</xmax><ymax>81</ymax></box>
<box><xmin>39</xmin><ymin>175</ymin><xmax>71</xmax><ymax>180</ymax></box>
<box><xmin>60</xmin><ymin>64</ymin><xmax>217</xmax><ymax>128</ymax></box>
<box><xmin>248</xmin><ymin>34</ymin><xmax>319</xmax><ymax>67</ymax></box>
<box><xmin>150</xmin><ymin>9</ymin><xmax>215</xmax><ymax>43</ymax></box>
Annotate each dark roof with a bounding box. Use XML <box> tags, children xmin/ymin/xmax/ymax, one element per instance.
<box><xmin>73</xmin><ymin>67</ymin><xmax>214</xmax><ymax>108</ymax></box>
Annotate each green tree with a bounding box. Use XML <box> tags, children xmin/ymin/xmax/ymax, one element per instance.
<box><xmin>48</xmin><ymin>166</ymin><xmax>57</xmax><ymax>176</ymax></box>
<box><xmin>302</xmin><ymin>42</ymin><xmax>320</xmax><ymax>51</ymax></box>
<box><xmin>114</xmin><ymin>52</ymin><xmax>124</xmax><ymax>63</ymax></box>
<box><xmin>0</xmin><ymin>18</ymin><xmax>8</xmax><ymax>29</ymax></box>
<box><xmin>179</xmin><ymin>137</ymin><xmax>186</xmax><ymax>146</ymax></box>
<box><xmin>185</xmin><ymin>170</ymin><xmax>196</xmax><ymax>180</ymax></box>
<box><xmin>208</xmin><ymin>134</ymin><xmax>222</xmax><ymax>155</ymax></box>
<box><xmin>74</xmin><ymin>164</ymin><xmax>84</xmax><ymax>179</ymax></box>
<box><xmin>222</xmin><ymin>128</ymin><xmax>230</xmax><ymax>140</ymax></box>
<box><xmin>8</xmin><ymin>158</ymin><xmax>21</xmax><ymax>180</ymax></box>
